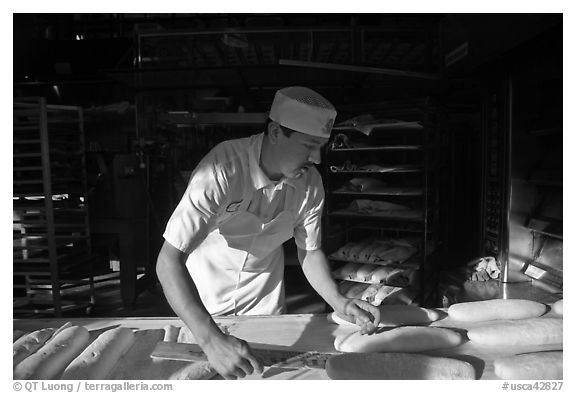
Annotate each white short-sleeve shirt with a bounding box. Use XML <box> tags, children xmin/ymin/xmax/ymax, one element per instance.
<box><xmin>163</xmin><ymin>132</ymin><xmax>325</xmax><ymax>257</ymax></box>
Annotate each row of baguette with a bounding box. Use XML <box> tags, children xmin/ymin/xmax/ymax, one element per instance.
<box><xmin>330</xmin><ymin>236</ymin><xmax>422</xmax><ymax>307</ymax></box>
<box><xmin>333</xmin><ymin>262</ymin><xmax>416</xmax><ymax>287</ymax></box>
<box><xmin>329</xmin><ymin>237</ymin><xmax>420</xmax><ymax>266</ymax></box>
<box><xmin>326</xmin><ymin>298</ymin><xmax>563</xmax><ymax>380</ymax></box>
<box><xmin>13</xmin><ymin>322</ymin><xmax>216</xmax><ymax>380</ymax></box>
<box><xmin>337</xmin><ymin>279</ymin><xmax>418</xmax><ymax>307</ymax></box>
<box><xmin>13</xmin><ymin>298</ymin><xmax>563</xmax><ymax>380</ymax></box>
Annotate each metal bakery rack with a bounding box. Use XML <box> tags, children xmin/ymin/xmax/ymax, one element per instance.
<box><xmin>13</xmin><ymin>97</ymin><xmax>97</xmax><ymax>317</ymax></box>
<box><xmin>323</xmin><ymin>99</ymin><xmax>441</xmax><ymax>307</ymax></box>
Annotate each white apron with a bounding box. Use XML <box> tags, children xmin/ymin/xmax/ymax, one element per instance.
<box><xmin>186</xmin><ymin>184</ymin><xmax>294</xmax><ymax>316</ymax></box>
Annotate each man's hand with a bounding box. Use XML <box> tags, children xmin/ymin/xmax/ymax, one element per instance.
<box><xmin>338</xmin><ymin>298</ymin><xmax>381</xmax><ymax>335</ymax></box>
<box><xmin>202</xmin><ymin>333</ymin><xmax>264</xmax><ymax>380</ymax></box>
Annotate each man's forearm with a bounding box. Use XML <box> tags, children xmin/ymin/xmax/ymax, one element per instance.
<box><xmin>298</xmin><ymin>248</ymin><xmax>347</xmax><ymax>311</ymax></box>
<box><xmin>156</xmin><ymin>244</ymin><xmax>223</xmax><ymax>346</ymax></box>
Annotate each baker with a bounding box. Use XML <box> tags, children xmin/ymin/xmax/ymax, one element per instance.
<box><xmin>156</xmin><ymin>86</ymin><xmax>381</xmax><ymax>379</ymax></box>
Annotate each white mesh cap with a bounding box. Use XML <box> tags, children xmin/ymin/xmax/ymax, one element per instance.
<box><xmin>269</xmin><ymin>86</ymin><xmax>337</xmax><ymax>138</ymax></box>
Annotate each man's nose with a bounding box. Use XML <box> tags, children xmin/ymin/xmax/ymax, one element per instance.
<box><xmin>308</xmin><ymin>148</ymin><xmax>322</xmax><ymax>164</ymax></box>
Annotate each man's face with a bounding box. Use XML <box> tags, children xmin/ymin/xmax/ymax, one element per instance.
<box><xmin>276</xmin><ymin>127</ymin><xmax>329</xmax><ymax>179</ymax></box>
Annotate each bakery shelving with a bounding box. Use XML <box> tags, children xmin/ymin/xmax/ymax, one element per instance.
<box><xmin>13</xmin><ymin>97</ymin><xmax>99</xmax><ymax>317</ymax></box>
<box><xmin>324</xmin><ymin>101</ymin><xmax>440</xmax><ymax>307</ymax></box>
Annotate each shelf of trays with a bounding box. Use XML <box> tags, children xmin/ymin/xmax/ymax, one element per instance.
<box><xmin>324</xmin><ymin>104</ymin><xmax>440</xmax><ymax>307</ymax></box>
<box><xmin>329</xmin><ymin>235</ymin><xmax>430</xmax><ymax>307</ymax></box>
<box><xmin>13</xmin><ymin>97</ymin><xmax>97</xmax><ymax>317</ymax></box>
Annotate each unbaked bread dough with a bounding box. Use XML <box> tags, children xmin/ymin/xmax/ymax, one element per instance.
<box><xmin>494</xmin><ymin>351</ymin><xmax>562</xmax><ymax>380</ymax></box>
<box><xmin>326</xmin><ymin>352</ymin><xmax>476</xmax><ymax>380</ymax></box>
<box><xmin>334</xmin><ymin>326</ymin><xmax>464</xmax><ymax>353</ymax></box>
<box><xmin>448</xmin><ymin>299</ymin><xmax>546</xmax><ymax>322</ymax></box>
<box><xmin>330</xmin><ymin>305</ymin><xmax>442</xmax><ymax>327</ymax></box>
<box><xmin>13</xmin><ymin>326</ymin><xmax>90</xmax><ymax>380</ymax></box>
<box><xmin>13</xmin><ymin>328</ymin><xmax>56</xmax><ymax>369</ymax></box>
<box><xmin>552</xmin><ymin>299</ymin><xmax>563</xmax><ymax>316</ymax></box>
<box><xmin>61</xmin><ymin>327</ymin><xmax>135</xmax><ymax>379</ymax></box>
<box><xmin>163</xmin><ymin>325</ymin><xmax>181</xmax><ymax>342</ymax></box>
<box><xmin>467</xmin><ymin>318</ymin><xmax>562</xmax><ymax>346</ymax></box>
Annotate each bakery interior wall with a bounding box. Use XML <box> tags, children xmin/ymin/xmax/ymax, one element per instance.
<box><xmin>13</xmin><ymin>14</ymin><xmax>562</xmax><ymax>316</ymax></box>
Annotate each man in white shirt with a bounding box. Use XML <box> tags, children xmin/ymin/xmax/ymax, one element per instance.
<box><xmin>156</xmin><ymin>86</ymin><xmax>380</xmax><ymax>379</ymax></box>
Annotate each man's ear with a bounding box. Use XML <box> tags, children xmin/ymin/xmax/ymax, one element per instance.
<box><xmin>267</xmin><ymin>121</ymin><xmax>282</xmax><ymax>144</ymax></box>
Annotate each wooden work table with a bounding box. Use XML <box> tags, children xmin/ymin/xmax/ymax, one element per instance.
<box><xmin>13</xmin><ymin>312</ymin><xmax>563</xmax><ymax>380</ymax></box>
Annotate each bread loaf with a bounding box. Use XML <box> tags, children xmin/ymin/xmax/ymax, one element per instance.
<box><xmin>494</xmin><ymin>351</ymin><xmax>562</xmax><ymax>380</ymax></box>
<box><xmin>168</xmin><ymin>362</ymin><xmax>218</xmax><ymax>380</ymax></box>
<box><xmin>552</xmin><ymin>299</ymin><xmax>563</xmax><ymax>316</ymax></box>
<box><xmin>61</xmin><ymin>327</ymin><xmax>135</xmax><ymax>379</ymax></box>
<box><xmin>14</xmin><ymin>326</ymin><xmax>90</xmax><ymax>380</ymax></box>
<box><xmin>467</xmin><ymin>318</ymin><xmax>562</xmax><ymax>346</ymax></box>
<box><xmin>448</xmin><ymin>299</ymin><xmax>546</xmax><ymax>322</ymax></box>
<box><xmin>334</xmin><ymin>326</ymin><xmax>464</xmax><ymax>353</ymax></box>
<box><xmin>333</xmin><ymin>263</ymin><xmax>360</xmax><ymax>280</ymax></box>
<box><xmin>360</xmin><ymin>283</ymin><xmax>384</xmax><ymax>303</ymax></box>
<box><xmin>330</xmin><ymin>305</ymin><xmax>442</xmax><ymax>327</ymax></box>
<box><xmin>163</xmin><ymin>325</ymin><xmax>181</xmax><ymax>342</ymax></box>
<box><xmin>326</xmin><ymin>352</ymin><xmax>476</xmax><ymax>380</ymax></box>
<box><xmin>370</xmin><ymin>266</ymin><xmax>403</xmax><ymax>283</ymax></box>
<box><xmin>13</xmin><ymin>328</ymin><xmax>56</xmax><ymax>368</ymax></box>
<box><xmin>355</xmin><ymin>264</ymin><xmax>379</xmax><ymax>281</ymax></box>
<box><xmin>373</xmin><ymin>285</ymin><xmax>401</xmax><ymax>305</ymax></box>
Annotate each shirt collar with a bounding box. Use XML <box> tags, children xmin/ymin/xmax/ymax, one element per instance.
<box><xmin>248</xmin><ymin>133</ymin><xmax>296</xmax><ymax>191</ymax></box>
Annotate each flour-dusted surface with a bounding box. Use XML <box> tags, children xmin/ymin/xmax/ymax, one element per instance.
<box><xmin>14</xmin><ymin>312</ymin><xmax>563</xmax><ymax>380</ymax></box>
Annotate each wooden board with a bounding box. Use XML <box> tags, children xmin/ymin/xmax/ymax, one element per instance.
<box><xmin>151</xmin><ymin>341</ymin><xmax>337</xmax><ymax>369</ymax></box>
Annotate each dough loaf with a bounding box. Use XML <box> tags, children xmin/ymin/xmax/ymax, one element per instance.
<box><xmin>467</xmin><ymin>317</ymin><xmax>562</xmax><ymax>346</ymax></box>
<box><xmin>494</xmin><ymin>351</ymin><xmax>562</xmax><ymax>380</ymax></box>
<box><xmin>330</xmin><ymin>305</ymin><xmax>442</xmax><ymax>327</ymax></box>
<box><xmin>552</xmin><ymin>299</ymin><xmax>563</xmax><ymax>316</ymax></box>
<box><xmin>448</xmin><ymin>299</ymin><xmax>546</xmax><ymax>322</ymax></box>
<box><xmin>61</xmin><ymin>327</ymin><xmax>135</xmax><ymax>379</ymax></box>
<box><xmin>13</xmin><ymin>328</ymin><xmax>56</xmax><ymax>369</ymax></box>
<box><xmin>334</xmin><ymin>326</ymin><xmax>464</xmax><ymax>353</ymax></box>
<box><xmin>14</xmin><ymin>326</ymin><xmax>90</xmax><ymax>380</ymax></box>
<box><xmin>326</xmin><ymin>352</ymin><xmax>476</xmax><ymax>380</ymax></box>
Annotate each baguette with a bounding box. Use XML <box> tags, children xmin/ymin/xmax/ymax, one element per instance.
<box><xmin>373</xmin><ymin>285</ymin><xmax>401</xmax><ymax>305</ymax></box>
<box><xmin>360</xmin><ymin>283</ymin><xmax>384</xmax><ymax>303</ymax></box>
<box><xmin>13</xmin><ymin>328</ymin><xmax>56</xmax><ymax>368</ymax></box>
<box><xmin>467</xmin><ymin>318</ymin><xmax>562</xmax><ymax>346</ymax></box>
<box><xmin>61</xmin><ymin>327</ymin><xmax>135</xmax><ymax>380</ymax></box>
<box><xmin>355</xmin><ymin>264</ymin><xmax>379</xmax><ymax>282</ymax></box>
<box><xmin>367</xmin><ymin>243</ymin><xmax>394</xmax><ymax>264</ymax></box>
<box><xmin>494</xmin><ymin>351</ymin><xmax>562</xmax><ymax>380</ymax></box>
<box><xmin>358</xmin><ymin>242</ymin><xmax>382</xmax><ymax>263</ymax></box>
<box><xmin>552</xmin><ymin>299</ymin><xmax>563</xmax><ymax>316</ymax></box>
<box><xmin>336</xmin><ymin>241</ymin><xmax>364</xmax><ymax>260</ymax></box>
<box><xmin>333</xmin><ymin>262</ymin><xmax>360</xmax><ymax>280</ymax></box>
<box><xmin>347</xmin><ymin>242</ymin><xmax>371</xmax><ymax>261</ymax></box>
<box><xmin>370</xmin><ymin>266</ymin><xmax>402</xmax><ymax>283</ymax></box>
<box><xmin>163</xmin><ymin>325</ymin><xmax>181</xmax><ymax>342</ymax></box>
<box><xmin>334</xmin><ymin>326</ymin><xmax>464</xmax><ymax>353</ymax></box>
<box><xmin>374</xmin><ymin>245</ymin><xmax>415</xmax><ymax>264</ymax></box>
<box><xmin>448</xmin><ymin>299</ymin><xmax>546</xmax><ymax>322</ymax></box>
<box><xmin>331</xmin><ymin>305</ymin><xmax>442</xmax><ymax>327</ymax></box>
<box><xmin>326</xmin><ymin>352</ymin><xmax>476</xmax><ymax>380</ymax></box>
<box><xmin>14</xmin><ymin>326</ymin><xmax>90</xmax><ymax>380</ymax></box>
<box><xmin>386</xmin><ymin>269</ymin><xmax>412</xmax><ymax>287</ymax></box>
